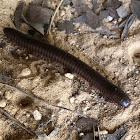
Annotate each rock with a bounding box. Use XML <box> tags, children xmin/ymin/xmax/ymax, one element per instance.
<box><xmin>0</xmin><ymin>100</ymin><xmax>7</xmax><ymax>107</ymax></box>
<box><xmin>79</xmin><ymin>132</ymin><xmax>84</xmax><ymax>137</ymax></box>
<box><xmin>73</xmin><ymin>14</ymin><xmax>86</xmax><ymax>23</ymax></box>
<box><xmin>106</xmin><ymin>7</ymin><xmax>119</xmax><ymax>19</ymax></box>
<box><xmin>26</xmin><ymin>4</ymin><xmax>53</xmax><ymax>24</ymax></box>
<box><xmin>99</xmin><ymin>130</ymin><xmax>108</xmax><ymax>134</ymax></box>
<box><xmin>35</xmin><ymin>120</ymin><xmax>58</xmax><ymax>138</ymax></box>
<box><xmin>19</xmin><ymin>68</ymin><xmax>31</xmax><ymax>77</ymax></box>
<box><xmin>69</xmin><ymin>97</ymin><xmax>75</xmax><ymax>103</ymax></box>
<box><xmin>72</xmin><ymin>0</ymin><xmax>88</xmax><ymax>15</ymax></box>
<box><xmin>65</xmin><ymin>73</ymin><xmax>74</xmax><ymax>79</ymax></box>
<box><xmin>14</xmin><ymin>1</ymin><xmax>25</xmax><ymax>29</ymax></box>
<box><xmin>107</xmin><ymin>15</ymin><xmax>113</xmax><ymax>21</ymax></box>
<box><xmin>56</xmin><ymin>20</ymin><xmax>74</xmax><ymax>34</ymax></box>
<box><xmin>131</xmin><ymin>0</ymin><xmax>140</xmax><ymax>19</ymax></box>
<box><xmin>33</xmin><ymin>110</ymin><xmax>42</xmax><ymax>120</ymax></box>
<box><xmin>85</xmin><ymin>9</ymin><xmax>100</xmax><ymax>29</ymax></box>
<box><xmin>116</xmin><ymin>6</ymin><xmax>129</xmax><ymax>18</ymax></box>
<box><xmin>76</xmin><ymin>117</ymin><xmax>98</xmax><ymax>133</ymax></box>
<box><xmin>103</xmin><ymin>0</ymin><xmax>122</xmax><ymax>9</ymax></box>
<box><xmin>99</xmin><ymin>10</ymin><xmax>110</xmax><ymax>21</ymax></box>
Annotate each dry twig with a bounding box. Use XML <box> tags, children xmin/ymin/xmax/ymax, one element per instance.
<box><xmin>0</xmin><ymin>107</ymin><xmax>35</xmax><ymax>136</ymax></box>
<box><xmin>47</xmin><ymin>0</ymin><xmax>64</xmax><ymax>34</ymax></box>
<box><xmin>0</xmin><ymin>82</ymin><xmax>87</xmax><ymax>117</ymax></box>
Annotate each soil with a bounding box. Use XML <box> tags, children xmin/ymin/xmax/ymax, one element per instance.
<box><xmin>0</xmin><ymin>0</ymin><xmax>139</xmax><ymax>140</ymax></box>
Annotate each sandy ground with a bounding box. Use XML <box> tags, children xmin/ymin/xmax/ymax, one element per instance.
<box><xmin>0</xmin><ymin>0</ymin><xmax>139</xmax><ymax>140</ymax></box>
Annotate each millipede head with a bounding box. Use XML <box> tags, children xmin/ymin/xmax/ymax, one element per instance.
<box><xmin>120</xmin><ymin>98</ymin><xmax>131</xmax><ymax>108</ymax></box>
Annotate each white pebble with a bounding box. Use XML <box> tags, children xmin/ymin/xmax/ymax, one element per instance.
<box><xmin>99</xmin><ymin>130</ymin><xmax>108</xmax><ymax>135</ymax></box>
<box><xmin>70</xmin><ymin>97</ymin><xmax>75</xmax><ymax>104</ymax></box>
<box><xmin>65</xmin><ymin>73</ymin><xmax>74</xmax><ymax>79</ymax></box>
<box><xmin>0</xmin><ymin>100</ymin><xmax>7</xmax><ymax>107</ymax></box>
<box><xmin>107</xmin><ymin>16</ymin><xmax>113</xmax><ymax>21</ymax></box>
<box><xmin>20</xmin><ymin>68</ymin><xmax>31</xmax><ymax>77</ymax></box>
<box><xmin>33</xmin><ymin>110</ymin><xmax>42</xmax><ymax>120</ymax></box>
<box><xmin>79</xmin><ymin>132</ymin><xmax>84</xmax><ymax>137</ymax></box>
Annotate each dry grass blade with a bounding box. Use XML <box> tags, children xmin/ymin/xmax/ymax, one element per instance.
<box><xmin>0</xmin><ymin>107</ymin><xmax>35</xmax><ymax>136</ymax></box>
<box><xmin>93</xmin><ymin>126</ymin><xmax>95</xmax><ymax>140</ymax></box>
<box><xmin>0</xmin><ymin>83</ymin><xmax>87</xmax><ymax>117</ymax></box>
<box><xmin>98</xmin><ymin>126</ymin><xmax>101</xmax><ymax>140</ymax></box>
<box><xmin>120</xmin><ymin>132</ymin><xmax>128</xmax><ymax>140</ymax></box>
<box><xmin>0</xmin><ymin>82</ymin><xmax>73</xmax><ymax>111</ymax></box>
<box><xmin>47</xmin><ymin>0</ymin><xmax>64</xmax><ymax>34</ymax></box>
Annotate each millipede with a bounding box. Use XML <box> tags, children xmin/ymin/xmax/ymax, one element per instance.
<box><xmin>3</xmin><ymin>27</ymin><xmax>131</xmax><ymax>108</ymax></box>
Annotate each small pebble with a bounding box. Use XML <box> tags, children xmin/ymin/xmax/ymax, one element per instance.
<box><xmin>70</xmin><ymin>97</ymin><xmax>75</xmax><ymax>103</ymax></box>
<box><xmin>0</xmin><ymin>100</ymin><xmax>7</xmax><ymax>107</ymax></box>
<box><xmin>25</xmin><ymin>56</ymin><xmax>29</xmax><ymax>60</ymax></box>
<box><xmin>79</xmin><ymin>132</ymin><xmax>84</xmax><ymax>137</ymax></box>
<box><xmin>19</xmin><ymin>68</ymin><xmax>31</xmax><ymax>77</ymax></box>
<box><xmin>103</xmin><ymin>35</ymin><xmax>108</xmax><ymax>39</ymax></box>
<box><xmin>107</xmin><ymin>16</ymin><xmax>113</xmax><ymax>21</ymax></box>
<box><xmin>33</xmin><ymin>110</ymin><xmax>42</xmax><ymax>120</ymax></box>
<box><xmin>65</xmin><ymin>73</ymin><xmax>74</xmax><ymax>79</ymax></box>
<box><xmin>99</xmin><ymin>130</ymin><xmax>108</xmax><ymax>135</ymax></box>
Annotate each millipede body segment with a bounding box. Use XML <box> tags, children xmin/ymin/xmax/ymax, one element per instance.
<box><xmin>3</xmin><ymin>27</ymin><xmax>131</xmax><ymax>108</ymax></box>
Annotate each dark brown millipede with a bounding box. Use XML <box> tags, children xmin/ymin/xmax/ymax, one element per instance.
<box><xmin>3</xmin><ymin>27</ymin><xmax>131</xmax><ymax>108</ymax></box>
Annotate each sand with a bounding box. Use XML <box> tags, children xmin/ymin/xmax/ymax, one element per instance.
<box><xmin>0</xmin><ymin>0</ymin><xmax>139</xmax><ymax>139</ymax></box>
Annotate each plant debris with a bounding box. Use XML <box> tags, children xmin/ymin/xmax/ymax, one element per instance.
<box><xmin>0</xmin><ymin>108</ymin><xmax>35</xmax><ymax>136</ymax></box>
<box><xmin>14</xmin><ymin>1</ymin><xmax>25</xmax><ymax>29</ymax></box>
<box><xmin>100</xmin><ymin>125</ymin><xmax>128</xmax><ymax>140</ymax></box>
<box><xmin>85</xmin><ymin>9</ymin><xmax>100</xmax><ymax>29</ymax></box>
<box><xmin>72</xmin><ymin>0</ymin><xmax>89</xmax><ymax>15</ymax></box>
<box><xmin>103</xmin><ymin>0</ymin><xmax>122</xmax><ymax>9</ymax></box>
<box><xmin>56</xmin><ymin>20</ymin><xmax>74</xmax><ymax>34</ymax></box>
<box><xmin>116</xmin><ymin>6</ymin><xmax>129</xmax><ymax>18</ymax></box>
<box><xmin>73</xmin><ymin>14</ymin><xmax>86</xmax><ymax>23</ymax></box>
<box><xmin>76</xmin><ymin>117</ymin><xmax>98</xmax><ymax>133</ymax></box>
<box><xmin>25</xmin><ymin>4</ymin><xmax>53</xmax><ymax>24</ymax></box>
<box><xmin>35</xmin><ymin>120</ymin><xmax>58</xmax><ymax>139</ymax></box>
